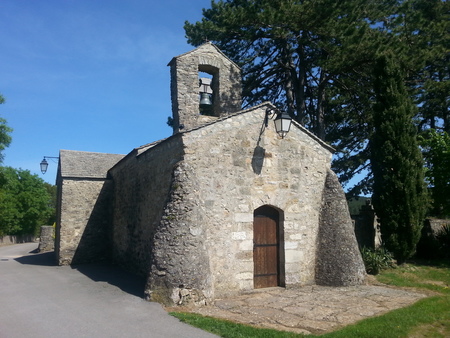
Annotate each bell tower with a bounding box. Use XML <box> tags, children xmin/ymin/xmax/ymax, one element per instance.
<box><xmin>168</xmin><ymin>42</ymin><xmax>242</xmax><ymax>133</ymax></box>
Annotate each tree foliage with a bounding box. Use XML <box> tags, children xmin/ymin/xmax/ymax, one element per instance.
<box><xmin>185</xmin><ymin>0</ymin><xmax>392</xmax><ymax>194</ymax></box>
<box><xmin>186</xmin><ymin>0</ymin><xmax>388</xmax><ymax>127</ymax></box>
<box><xmin>0</xmin><ymin>93</ymin><xmax>13</xmax><ymax>165</ymax></box>
<box><xmin>44</xmin><ymin>182</ymin><xmax>57</xmax><ymax>225</ymax></box>
<box><xmin>370</xmin><ymin>54</ymin><xmax>427</xmax><ymax>264</ymax></box>
<box><xmin>184</xmin><ymin>0</ymin><xmax>449</xmax><ymax>196</ymax></box>
<box><xmin>389</xmin><ymin>0</ymin><xmax>450</xmax><ymax>133</ymax></box>
<box><xmin>419</xmin><ymin>129</ymin><xmax>450</xmax><ymax>218</ymax></box>
<box><xmin>0</xmin><ymin>167</ymin><xmax>55</xmax><ymax>236</ymax></box>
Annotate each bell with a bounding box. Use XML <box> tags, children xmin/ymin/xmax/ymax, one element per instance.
<box><xmin>199</xmin><ymin>92</ymin><xmax>212</xmax><ymax>106</ymax></box>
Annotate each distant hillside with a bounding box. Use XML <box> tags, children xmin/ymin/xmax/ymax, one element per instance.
<box><xmin>347</xmin><ymin>196</ymin><xmax>371</xmax><ymax>216</ymax></box>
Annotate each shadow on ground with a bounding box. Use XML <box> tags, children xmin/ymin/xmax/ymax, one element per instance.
<box><xmin>72</xmin><ymin>263</ymin><xmax>146</xmax><ymax>298</ymax></box>
<box><xmin>14</xmin><ymin>249</ymin><xmax>146</xmax><ymax>298</ymax></box>
<box><xmin>15</xmin><ymin>250</ymin><xmax>57</xmax><ymax>266</ymax></box>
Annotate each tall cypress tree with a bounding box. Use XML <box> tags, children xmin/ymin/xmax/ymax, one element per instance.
<box><xmin>370</xmin><ymin>54</ymin><xmax>427</xmax><ymax>264</ymax></box>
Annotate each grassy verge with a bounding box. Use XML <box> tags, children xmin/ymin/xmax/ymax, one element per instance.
<box><xmin>171</xmin><ymin>312</ymin><xmax>300</xmax><ymax>338</ymax></box>
<box><xmin>171</xmin><ymin>260</ymin><xmax>450</xmax><ymax>337</ymax></box>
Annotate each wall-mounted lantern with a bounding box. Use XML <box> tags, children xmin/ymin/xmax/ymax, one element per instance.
<box><xmin>40</xmin><ymin>156</ymin><xmax>59</xmax><ymax>174</ymax></box>
<box><xmin>265</xmin><ymin>108</ymin><xmax>292</xmax><ymax>139</ymax></box>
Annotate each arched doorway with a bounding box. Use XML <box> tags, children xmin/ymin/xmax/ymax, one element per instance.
<box><xmin>253</xmin><ymin>206</ymin><xmax>285</xmax><ymax>289</ymax></box>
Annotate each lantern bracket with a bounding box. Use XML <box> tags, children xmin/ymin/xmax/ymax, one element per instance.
<box><xmin>264</xmin><ymin>107</ymin><xmax>292</xmax><ymax>139</ymax></box>
<box><xmin>40</xmin><ymin>156</ymin><xmax>59</xmax><ymax>174</ymax></box>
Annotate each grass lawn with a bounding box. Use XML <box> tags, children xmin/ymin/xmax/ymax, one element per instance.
<box><xmin>171</xmin><ymin>260</ymin><xmax>450</xmax><ymax>337</ymax></box>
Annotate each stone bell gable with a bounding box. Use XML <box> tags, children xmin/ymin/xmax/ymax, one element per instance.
<box><xmin>168</xmin><ymin>42</ymin><xmax>242</xmax><ymax>133</ymax></box>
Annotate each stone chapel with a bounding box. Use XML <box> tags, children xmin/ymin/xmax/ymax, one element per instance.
<box><xmin>55</xmin><ymin>42</ymin><xmax>366</xmax><ymax>305</ymax></box>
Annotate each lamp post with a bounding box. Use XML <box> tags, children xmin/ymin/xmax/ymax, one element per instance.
<box><xmin>40</xmin><ymin>156</ymin><xmax>59</xmax><ymax>174</ymax></box>
<box><xmin>265</xmin><ymin>108</ymin><xmax>292</xmax><ymax>138</ymax></box>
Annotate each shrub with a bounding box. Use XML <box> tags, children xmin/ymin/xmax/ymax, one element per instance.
<box><xmin>360</xmin><ymin>247</ymin><xmax>396</xmax><ymax>275</ymax></box>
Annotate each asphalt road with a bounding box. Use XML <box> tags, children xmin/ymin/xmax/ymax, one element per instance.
<box><xmin>0</xmin><ymin>243</ymin><xmax>217</xmax><ymax>338</ymax></box>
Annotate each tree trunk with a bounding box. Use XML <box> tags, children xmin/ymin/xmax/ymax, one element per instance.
<box><xmin>295</xmin><ymin>41</ymin><xmax>307</xmax><ymax>125</ymax></box>
<box><xmin>316</xmin><ymin>69</ymin><xmax>327</xmax><ymax>141</ymax></box>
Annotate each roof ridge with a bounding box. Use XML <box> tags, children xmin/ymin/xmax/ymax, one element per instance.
<box><xmin>167</xmin><ymin>42</ymin><xmax>241</xmax><ymax>70</ymax></box>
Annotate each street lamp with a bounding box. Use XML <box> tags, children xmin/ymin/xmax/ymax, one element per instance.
<box><xmin>40</xmin><ymin>156</ymin><xmax>59</xmax><ymax>174</ymax></box>
<box><xmin>265</xmin><ymin>108</ymin><xmax>292</xmax><ymax>139</ymax></box>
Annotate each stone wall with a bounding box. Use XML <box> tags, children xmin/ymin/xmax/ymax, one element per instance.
<box><xmin>417</xmin><ymin>218</ymin><xmax>450</xmax><ymax>259</ymax></box>
<box><xmin>428</xmin><ymin>219</ymin><xmax>450</xmax><ymax>232</ymax></box>
<box><xmin>109</xmin><ymin>136</ymin><xmax>185</xmax><ymax>277</ymax></box>
<box><xmin>0</xmin><ymin>235</ymin><xmax>35</xmax><ymax>246</ymax></box>
<box><xmin>57</xmin><ymin>178</ymin><xmax>113</xmax><ymax>265</ymax></box>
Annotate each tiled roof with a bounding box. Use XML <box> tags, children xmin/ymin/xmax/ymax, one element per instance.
<box><xmin>59</xmin><ymin>149</ymin><xmax>125</xmax><ymax>179</ymax></box>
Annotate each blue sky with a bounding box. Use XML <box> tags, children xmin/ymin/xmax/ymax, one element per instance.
<box><xmin>0</xmin><ymin>0</ymin><xmax>212</xmax><ymax>183</ymax></box>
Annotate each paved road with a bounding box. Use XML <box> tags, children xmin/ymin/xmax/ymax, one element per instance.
<box><xmin>0</xmin><ymin>243</ymin><xmax>216</xmax><ymax>338</ymax></box>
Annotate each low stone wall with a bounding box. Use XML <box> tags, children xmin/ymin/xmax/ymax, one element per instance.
<box><xmin>417</xmin><ymin>218</ymin><xmax>450</xmax><ymax>259</ymax></box>
<box><xmin>428</xmin><ymin>219</ymin><xmax>450</xmax><ymax>233</ymax></box>
<box><xmin>0</xmin><ymin>234</ymin><xmax>36</xmax><ymax>246</ymax></box>
<box><xmin>38</xmin><ymin>226</ymin><xmax>54</xmax><ymax>252</ymax></box>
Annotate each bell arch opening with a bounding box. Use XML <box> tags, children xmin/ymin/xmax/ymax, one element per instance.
<box><xmin>198</xmin><ymin>65</ymin><xmax>219</xmax><ymax>117</ymax></box>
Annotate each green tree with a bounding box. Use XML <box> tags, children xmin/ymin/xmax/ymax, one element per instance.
<box><xmin>0</xmin><ymin>167</ymin><xmax>54</xmax><ymax>236</ymax></box>
<box><xmin>184</xmin><ymin>0</ymin><xmax>398</xmax><ymax>195</ymax></box>
<box><xmin>185</xmin><ymin>1</ymin><xmax>449</xmax><ymax>197</ymax></box>
<box><xmin>44</xmin><ymin>182</ymin><xmax>57</xmax><ymax>225</ymax></box>
<box><xmin>386</xmin><ymin>0</ymin><xmax>450</xmax><ymax>133</ymax></box>
<box><xmin>185</xmin><ymin>0</ymin><xmax>389</xmax><ymax>135</ymax></box>
<box><xmin>0</xmin><ymin>94</ymin><xmax>13</xmax><ymax>165</ymax></box>
<box><xmin>370</xmin><ymin>54</ymin><xmax>427</xmax><ymax>264</ymax></box>
<box><xmin>419</xmin><ymin>129</ymin><xmax>450</xmax><ymax>218</ymax></box>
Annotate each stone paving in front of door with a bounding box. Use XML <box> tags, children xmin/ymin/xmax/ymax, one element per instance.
<box><xmin>184</xmin><ymin>280</ymin><xmax>428</xmax><ymax>335</ymax></box>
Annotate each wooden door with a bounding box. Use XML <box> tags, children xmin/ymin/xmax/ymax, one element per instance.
<box><xmin>253</xmin><ymin>207</ymin><xmax>279</xmax><ymax>289</ymax></box>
